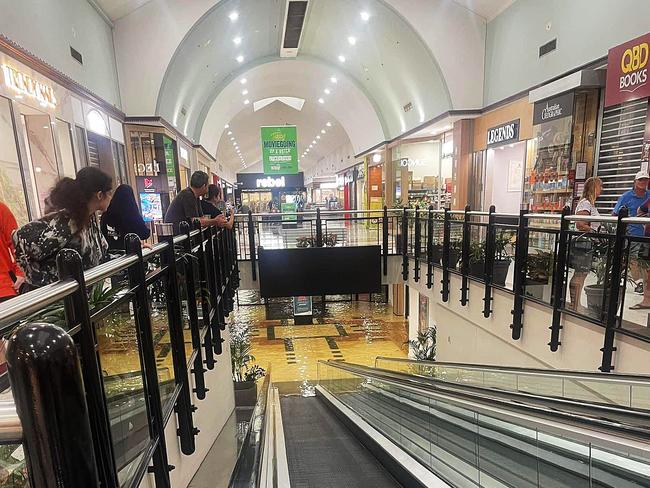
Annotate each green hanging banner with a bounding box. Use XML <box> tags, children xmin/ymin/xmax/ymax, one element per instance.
<box><xmin>261</xmin><ymin>126</ymin><xmax>298</xmax><ymax>174</ymax></box>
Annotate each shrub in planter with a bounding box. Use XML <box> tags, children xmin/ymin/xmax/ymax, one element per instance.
<box><xmin>230</xmin><ymin>324</ymin><xmax>266</xmax><ymax>406</ymax></box>
<box><xmin>448</xmin><ymin>239</ymin><xmax>462</xmax><ymax>269</ymax></box>
<box><xmin>525</xmin><ymin>251</ymin><xmax>553</xmax><ymax>301</ymax></box>
<box><xmin>466</xmin><ymin>232</ymin><xmax>512</xmax><ymax>285</ymax></box>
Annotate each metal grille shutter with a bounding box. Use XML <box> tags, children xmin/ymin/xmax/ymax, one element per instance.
<box><xmin>596</xmin><ymin>97</ymin><xmax>648</xmax><ymax>213</ymax></box>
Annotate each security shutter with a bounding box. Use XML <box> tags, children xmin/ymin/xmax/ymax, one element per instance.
<box><xmin>596</xmin><ymin>97</ymin><xmax>648</xmax><ymax>213</ymax></box>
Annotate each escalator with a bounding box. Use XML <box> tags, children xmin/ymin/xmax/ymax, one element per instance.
<box><xmin>230</xmin><ymin>360</ymin><xmax>650</xmax><ymax>488</ymax></box>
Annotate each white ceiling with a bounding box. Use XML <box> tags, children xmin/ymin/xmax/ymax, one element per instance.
<box><xmin>94</xmin><ymin>0</ymin><xmax>153</xmax><ymax>21</ymax></box>
<box><xmin>452</xmin><ymin>0</ymin><xmax>515</xmax><ymax>21</ymax></box>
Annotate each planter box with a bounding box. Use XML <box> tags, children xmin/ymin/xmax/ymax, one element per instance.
<box><xmin>525</xmin><ymin>278</ymin><xmax>552</xmax><ymax>302</ymax></box>
<box><xmin>234</xmin><ymin>380</ymin><xmax>258</xmax><ymax>407</ymax></box>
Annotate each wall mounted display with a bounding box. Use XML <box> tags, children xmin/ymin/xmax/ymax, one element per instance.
<box><xmin>508</xmin><ymin>159</ymin><xmax>523</xmax><ymax>192</ymax></box>
<box><xmin>418</xmin><ymin>293</ymin><xmax>429</xmax><ymax>333</ymax></box>
<box><xmin>140</xmin><ymin>192</ymin><xmax>163</xmax><ymax>222</ymax></box>
<box><xmin>261</xmin><ymin>125</ymin><xmax>298</xmax><ymax>174</ymax></box>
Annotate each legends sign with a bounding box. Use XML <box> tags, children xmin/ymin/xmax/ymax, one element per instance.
<box><xmin>605</xmin><ymin>32</ymin><xmax>650</xmax><ymax>107</ymax></box>
<box><xmin>486</xmin><ymin>119</ymin><xmax>519</xmax><ymax>148</ymax></box>
<box><xmin>533</xmin><ymin>91</ymin><xmax>575</xmax><ymax>125</ymax></box>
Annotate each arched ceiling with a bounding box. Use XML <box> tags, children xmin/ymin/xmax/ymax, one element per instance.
<box><xmin>156</xmin><ymin>0</ymin><xmax>453</xmax><ymax>174</ymax></box>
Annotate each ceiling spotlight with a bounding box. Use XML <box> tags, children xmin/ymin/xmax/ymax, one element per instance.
<box><xmin>242</xmin><ymin>89</ymin><xmax>248</xmax><ymax>95</ymax></box>
<box><xmin>316</xmin><ymin>135</ymin><xmax>321</xmax><ymax>139</ymax></box>
<box><xmin>240</xmin><ymin>78</ymin><xmax>247</xmax><ymax>84</ymax></box>
<box><xmin>233</xmin><ymin>36</ymin><xmax>242</xmax><ymax>45</ymax></box>
<box><xmin>224</xmin><ymin>124</ymin><xmax>230</xmax><ymax>129</ymax></box>
<box><xmin>324</xmin><ymin>88</ymin><xmax>331</xmax><ymax>95</ymax></box>
<box><xmin>236</xmin><ymin>55</ymin><xmax>244</xmax><ymax>63</ymax></box>
<box><xmin>360</xmin><ymin>11</ymin><xmax>370</xmax><ymax>21</ymax></box>
<box><xmin>309</xmin><ymin>144</ymin><xmax>313</xmax><ymax>148</ymax></box>
<box><xmin>244</xmin><ymin>99</ymin><xmax>250</xmax><ymax>105</ymax></box>
<box><xmin>338</xmin><ymin>55</ymin><xmax>346</xmax><ymax>63</ymax></box>
<box><xmin>230</xmin><ymin>137</ymin><xmax>234</xmax><ymax>141</ymax></box>
<box><xmin>318</xmin><ymin>98</ymin><xmax>325</xmax><ymax>104</ymax></box>
<box><xmin>229</xmin><ymin>11</ymin><xmax>239</xmax><ymax>22</ymax></box>
<box><xmin>326</xmin><ymin>121</ymin><xmax>332</xmax><ymax>127</ymax></box>
<box><xmin>321</xmin><ymin>129</ymin><xmax>326</xmax><ymax>134</ymax></box>
<box><xmin>348</xmin><ymin>36</ymin><xmax>357</xmax><ymax>45</ymax></box>
<box><xmin>312</xmin><ymin>140</ymin><xmax>316</xmax><ymax>144</ymax></box>
<box><xmin>227</xmin><ymin>131</ymin><xmax>232</xmax><ymax>135</ymax></box>
<box><xmin>330</xmin><ymin>76</ymin><xmax>338</xmax><ymax>84</ymax></box>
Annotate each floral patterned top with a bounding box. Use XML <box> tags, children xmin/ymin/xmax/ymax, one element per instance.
<box><xmin>13</xmin><ymin>211</ymin><xmax>108</xmax><ymax>288</ymax></box>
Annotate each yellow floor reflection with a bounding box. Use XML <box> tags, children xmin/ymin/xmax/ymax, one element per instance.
<box><xmin>234</xmin><ymin>300</ymin><xmax>408</xmax><ymax>384</ymax></box>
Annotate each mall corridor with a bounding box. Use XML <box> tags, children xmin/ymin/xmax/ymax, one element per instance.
<box><xmin>1</xmin><ymin>1</ymin><xmax>650</xmax><ymax>487</ymax></box>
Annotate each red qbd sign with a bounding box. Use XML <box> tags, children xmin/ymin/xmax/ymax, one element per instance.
<box><xmin>605</xmin><ymin>32</ymin><xmax>650</xmax><ymax>107</ymax></box>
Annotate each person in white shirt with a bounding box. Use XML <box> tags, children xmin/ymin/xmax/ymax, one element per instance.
<box><xmin>568</xmin><ymin>177</ymin><xmax>602</xmax><ymax>311</ymax></box>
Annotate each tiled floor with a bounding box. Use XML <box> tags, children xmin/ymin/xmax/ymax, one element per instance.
<box><xmin>232</xmin><ymin>298</ymin><xmax>409</xmax><ymax>390</ymax></box>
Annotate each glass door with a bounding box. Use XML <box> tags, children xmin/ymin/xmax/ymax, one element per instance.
<box><xmin>0</xmin><ymin>96</ymin><xmax>30</xmax><ymax>224</ymax></box>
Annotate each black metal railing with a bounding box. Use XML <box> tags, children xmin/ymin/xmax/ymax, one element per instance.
<box><xmin>0</xmin><ymin>223</ymin><xmax>239</xmax><ymax>488</ymax></box>
<box><xmin>396</xmin><ymin>205</ymin><xmax>650</xmax><ymax>372</ymax></box>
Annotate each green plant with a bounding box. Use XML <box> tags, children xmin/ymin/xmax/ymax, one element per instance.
<box><xmin>526</xmin><ymin>251</ymin><xmax>554</xmax><ymax>283</ymax></box>
<box><xmin>296</xmin><ymin>233</ymin><xmax>338</xmax><ymax>248</ymax></box>
<box><xmin>469</xmin><ymin>241</ymin><xmax>484</xmax><ymax>264</ymax></box>
<box><xmin>406</xmin><ymin>326</ymin><xmax>436</xmax><ymax>361</ymax></box>
<box><xmin>229</xmin><ymin>323</ymin><xmax>266</xmax><ymax>382</ymax></box>
<box><xmin>494</xmin><ymin>231</ymin><xmax>513</xmax><ymax>262</ymax></box>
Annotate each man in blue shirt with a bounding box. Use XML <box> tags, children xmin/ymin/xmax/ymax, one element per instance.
<box><xmin>613</xmin><ymin>170</ymin><xmax>650</xmax><ymax>306</ymax></box>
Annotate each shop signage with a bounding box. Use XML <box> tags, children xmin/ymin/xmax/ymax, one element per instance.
<box><xmin>344</xmin><ymin>173</ymin><xmax>354</xmax><ymax>184</ymax></box>
<box><xmin>336</xmin><ymin>174</ymin><xmax>344</xmax><ymax>187</ymax></box>
<box><xmin>257</xmin><ymin>176</ymin><xmax>285</xmax><ymax>188</ymax></box>
<box><xmin>293</xmin><ymin>296</ymin><xmax>312</xmax><ymax>316</ymax></box>
<box><xmin>237</xmin><ymin>172</ymin><xmax>304</xmax><ymax>190</ymax></box>
<box><xmin>261</xmin><ymin>126</ymin><xmax>298</xmax><ymax>174</ymax></box>
<box><xmin>399</xmin><ymin>158</ymin><xmax>424</xmax><ymax>167</ymax></box>
<box><xmin>605</xmin><ymin>32</ymin><xmax>650</xmax><ymax>107</ymax></box>
<box><xmin>1</xmin><ymin>64</ymin><xmax>56</xmax><ymax>108</ymax></box>
<box><xmin>486</xmin><ymin>119</ymin><xmax>519</xmax><ymax>148</ymax></box>
<box><xmin>533</xmin><ymin>92</ymin><xmax>575</xmax><ymax>125</ymax></box>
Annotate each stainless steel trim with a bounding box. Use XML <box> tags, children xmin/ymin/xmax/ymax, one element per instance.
<box><xmin>142</xmin><ymin>242</ymin><xmax>168</xmax><ymax>260</ymax></box>
<box><xmin>567</xmin><ymin>215</ymin><xmax>618</xmax><ymax>223</ymax></box>
<box><xmin>0</xmin><ymin>399</ymin><xmax>21</xmax><ymax>443</ymax></box>
<box><xmin>84</xmin><ymin>254</ymin><xmax>139</xmax><ymax>286</ymax></box>
<box><xmin>0</xmin><ymin>280</ymin><xmax>78</xmax><ymax>329</ymax></box>
<box><xmin>523</xmin><ymin>213</ymin><xmax>562</xmax><ymax>220</ymax></box>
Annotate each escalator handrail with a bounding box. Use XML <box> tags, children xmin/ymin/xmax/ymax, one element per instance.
<box><xmin>374</xmin><ymin>356</ymin><xmax>650</xmax><ymax>384</ymax></box>
<box><xmin>319</xmin><ymin>360</ymin><xmax>650</xmax><ymax>445</ymax></box>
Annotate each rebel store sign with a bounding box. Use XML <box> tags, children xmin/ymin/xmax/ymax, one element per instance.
<box><xmin>605</xmin><ymin>32</ymin><xmax>650</xmax><ymax>107</ymax></box>
<box><xmin>486</xmin><ymin>119</ymin><xmax>520</xmax><ymax>147</ymax></box>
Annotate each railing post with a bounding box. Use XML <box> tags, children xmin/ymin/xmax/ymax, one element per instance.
<box><xmin>7</xmin><ymin>323</ymin><xmax>100</xmax><ymax>488</ymax></box>
<box><xmin>414</xmin><ymin>206</ymin><xmax>421</xmax><ymax>282</ymax></box>
<box><xmin>460</xmin><ymin>204</ymin><xmax>471</xmax><ymax>306</ymax></box>
<box><xmin>56</xmin><ymin>249</ymin><xmax>118</xmax><ymax>488</ymax></box>
<box><xmin>426</xmin><ymin>206</ymin><xmax>433</xmax><ymax>289</ymax></box>
<box><xmin>511</xmin><ymin>208</ymin><xmax>528</xmax><ymax>340</ymax></box>
<box><xmin>600</xmin><ymin>208</ymin><xmax>628</xmax><ymax>372</ymax></box>
<box><xmin>401</xmin><ymin>207</ymin><xmax>409</xmax><ymax>280</ymax></box>
<box><xmin>125</xmin><ymin>235</ymin><xmax>172</xmax><ymax>487</ymax></box>
<box><xmin>441</xmin><ymin>207</ymin><xmax>451</xmax><ymax>302</ymax></box>
<box><xmin>316</xmin><ymin>207</ymin><xmax>323</xmax><ymax>247</ymax></box>
<box><xmin>483</xmin><ymin>205</ymin><xmax>496</xmax><ymax>318</ymax></box>
<box><xmin>159</xmin><ymin>232</ymin><xmax>198</xmax><ymax>455</ymax></box>
<box><xmin>180</xmin><ymin>222</ymin><xmax>214</xmax><ymax>375</ymax></box>
<box><xmin>383</xmin><ymin>206</ymin><xmax>389</xmax><ymax>276</ymax></box>
<box><xmin>549</xmin><ymin>206</ymin><xmax>571</xmax><ymax>352</ymax></box>
<box><xmin>248</xmin><ymin>210</ymin><xmax>257</xmax><ymax>281</ymax></box>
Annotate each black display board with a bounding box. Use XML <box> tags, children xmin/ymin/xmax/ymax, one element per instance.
<box><xmin>258</xmin><ymin>246</ymin><xmax>381</xmax><ymax>297</ymax></box>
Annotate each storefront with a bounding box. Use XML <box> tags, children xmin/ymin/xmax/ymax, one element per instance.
<box><xmin>391</xmin><ymin>133</ymin><xmax>453</xmax><ymax>209</ymax></box>
<box><xmin>235</xmin><ymin>172</ymin><xmax>306</xmax><ymax>214</ymax></box>
<box><xmin>0</xmin><ymin>39</ymin><xmax>126</xmax><ymax>225</ymax></box>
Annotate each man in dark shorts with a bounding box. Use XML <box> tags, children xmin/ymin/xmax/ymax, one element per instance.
<box><xmin>164</xmin><ymin>171</ymin><xmax>227</xmax><ymax>233</ymax></box>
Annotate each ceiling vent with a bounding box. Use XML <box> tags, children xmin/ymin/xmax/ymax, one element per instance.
<box><xmin>281</xmin><ymin>1</ymin><xmax>308</xmax><ymax>58</ymax></box>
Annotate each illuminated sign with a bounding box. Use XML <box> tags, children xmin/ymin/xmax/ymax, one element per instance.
<box><xmin>605</xmin><ymin>32</ymin><xmax>650</xmax><ymax>106</ymax></box>
<box><xmin>256</xmin><ymin>176</ymin><xmax>286</xmax><ymax>188</ymax></box>
<box><xmin>486</xmin><ymin>119</ymin><xmax>520</xmax><ymax>148</ymax></box>
<box><xmin>1</xmin><ymin>64</ymin><xmax>56</xmax><ymax>108</ymax></box>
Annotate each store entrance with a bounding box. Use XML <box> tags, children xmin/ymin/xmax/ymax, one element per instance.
<box><xmin>483</xmin><ymin>141</ymin><xmax>526</xmax><ymax>214</ymax></box>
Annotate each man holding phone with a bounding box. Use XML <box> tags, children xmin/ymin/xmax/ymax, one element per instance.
<box><xmin>613</xmin><ymin>170</ymin><xmax>650</xmax><ymax>308</ymax></box>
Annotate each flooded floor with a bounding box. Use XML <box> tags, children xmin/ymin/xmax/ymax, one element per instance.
<box><xmin>231</xmin><ymin>293</ymin><xmax>409</xmax><ymax>392</ymax></box>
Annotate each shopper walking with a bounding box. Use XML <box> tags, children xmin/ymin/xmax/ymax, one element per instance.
<box><xmin>164</xmin><ymin>171</ymin><xmax>226</xmax><ymax>233</ymax></box>
<box><xmin>13</xmin><ymin>167</ymin><xmax>112</xmax><ymax>289</ymax></box>
<box><xmin>568</xmin><ymin>177</ymin><xmax>602</xmax><ymax>312</ymax></box>
<box><xmin>613</xmin><ymin>170</ymin><xmax>650</xmax><ymax>305</ymax></box>
<box><xmin>101</xmin><ymin>184</ymin><xmax>151</xmax><ymax>251</ymax></box>
<box><xmin>0</xmin><ymin>201</ymin><xmax>23</xmax><ymax>302</ymax></box>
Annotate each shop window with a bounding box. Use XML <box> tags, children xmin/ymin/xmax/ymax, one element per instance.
<box><xmin>112</xmin><ymin>141</ymin><xmax>127</xmax><ymax>185</ymax></box>
<box><xmin>56</xmin><ymin>119</ymin><xmax>76</xmax><ymax>177</ymax></box>
<box><xmin>131</xmin><ymin>131</ymin><xmax>157</xmax><ymax>176</ymax></box>
<box><xmin>87</xmin><ymin>131</ymin><xmax>116</xmax><ymax>180</ymax></box>
<box><xmin>75</xmin><ymin>125</ymin><xmax>89</xmax><ymax>168</ymax></box>
<box><xmin>0</xmin><ymin>97</ymin><xmax>29</xmax><ymax>224</ymax></box>
<box><xmin>86</xmin><ymin>109</ymin><xmax>108</xmax><ymax>137</ymax></box>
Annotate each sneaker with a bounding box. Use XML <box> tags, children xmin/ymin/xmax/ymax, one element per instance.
<box><xmin>635</xmin><ymin>282</ymin><xmax>644</xmax><ymax>294</ymax></box>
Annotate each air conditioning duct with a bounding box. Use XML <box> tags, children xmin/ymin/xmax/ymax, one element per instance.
<box><xmin>281</xmin><ymin>1</ymin><xmax>309</xmax><ymax>58</ymax></box>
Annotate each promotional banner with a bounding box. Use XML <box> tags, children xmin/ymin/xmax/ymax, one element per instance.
<box><xmin>261</xmin><ymin>126</ymin><xmax>298</xmax><ymax>174</ymax></box>
<box><xmin>281</xmin><ymin>201</ymin><xmax>296</xmax><ymax>222</ymax></box>
<box><xmin>605</xmin><ymin>32</ymin><xmax>650</xmax><ymax>107</ymax></box>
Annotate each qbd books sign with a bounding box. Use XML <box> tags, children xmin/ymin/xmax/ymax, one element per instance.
<box><xmin>605</xmin><ymin>32</ymin><xmax>650</xmax><ymax>107</ymax></box>
<box><xmin>261</xmin><ymin>126</ymin><xmax>298</xmax><ymax>174</ymax></box>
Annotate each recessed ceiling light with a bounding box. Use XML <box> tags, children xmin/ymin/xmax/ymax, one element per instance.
<box><xmin>236</xmin><ymin>55</ymin><xmax>244</xmax><ymax>63</ymax></box>
<box><xmin>348</xmin><ymin>36</ymin><xmax>357</xmax><ymax>45</ymax></box>
<box><xmin>230</xmin><ymin>137</ymin><xmax>234</xmax><ymax>141</ymax></box>
<box><xmin>324</xmin><ymin>88</ymin><xmax>331</xmax><ymax>95</ymax></box>
<box><xmin>321</xmin><ymin>129</ymin><xmax>326</xmax><ymax>134</ymax></box>
<box><xmin>330</xmin><ymin>76</ymin><xmax>338</xmax><ymax>84</ymax></box>
<box><xmin>224</xmin><ymin>124</ymin><xmax>230</xmax><ymax>128</ymax></box>
<box><xmin>240</xmin><ymin>78</ymin><xmax>247</xmax><ymax>84</ymax></box>
<box><xmin>242</xmin><ymin>89</ymin><xmax>248</xmax><ymax>95</ymax></box>
<box><xmin>244</xmin><ymin>99</ymin><xmax>250</xmax><ymax>105</ymax></box>
<box><xmin>318</xmin><ymin>98</ymin><xmax>325</xmax><ymax>104</ymax></box>
<box><xmin>338</xmin><ymin>55</ymin><xmax>346</xmax><ymax>63</ymax></box>
<box><xmin>360</xmin><ymin>11</ymin><xmax>370</xmax><ymax>21</ymax></box>
<box><xmin>233</xmin><ymin>36</ymin><xmax>242</xmax><ymax>45</ymax></box>
<box><xmin>229</xmin><ymin>11</ymin><xmax>239</xmax><ymax>22</ymax></box>
<box><xmin>316</xmin><ymin>135</ymin><xmax>321</xmax><ymax>139</ymax></box>
<box><xmin>326</xmin><ymin>121</ymin><xmax>332</xmax><ymax>127</ymax></box>
<box><xmin>227</xmin><ymin>131</ymin><xmax>232</xmax><ymax>135</ymax></box>
<box><xmin>309</xmin><ymin>144</ymin><xmax>312</xmax><ymax>148</ymax></box>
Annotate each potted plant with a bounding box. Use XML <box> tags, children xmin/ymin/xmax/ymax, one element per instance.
<box><xmin>230</xmin><ymin>324</ymin><xmax>266</xmax><ymax>406</ymax></box>
<box><xmin>583</xmin><ymin>238</ymin><xmax>613</xmax><ymax>319</ymax></box>
<box><xmin>525</xmin><ymin>250</ymin><xmax>554</xmax><ymax>301</ymax></box>
<box><xmin>406</xmin><ymin>326</ymin><xmax>436</xmax><ymax>360</ymax></box>
<box><xmin>492</xmin><ymin>232</ymin><xmax>513</xmax><ymax>285</ymax></box>
<box><xmin>448</xmin><ymin>238</ymin><xmax>462</xmax><ymax>269</ymax></box>
<box><xmin>469</xmin><ymin>241</ymin><xmax>485</xmax><ymax>278</ymax></box>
